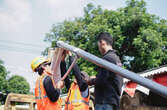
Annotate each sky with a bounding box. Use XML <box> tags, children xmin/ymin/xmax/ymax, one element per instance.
<box><xmin>0</xmin><ymin>0</ymin><xmax>167</xmax><ymax>93</ymax></box>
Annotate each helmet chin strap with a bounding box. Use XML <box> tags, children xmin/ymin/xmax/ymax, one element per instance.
<box><xmin>43</xmin><ymin>68</ymin><xmax>52</xmax><ymax>76</ymax></box>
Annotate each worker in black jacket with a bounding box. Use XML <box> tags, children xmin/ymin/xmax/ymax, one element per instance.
<box><xmin>88</xmin><ymin>32</ymin><xmax>123</xmax><ymax>110</ymax></box>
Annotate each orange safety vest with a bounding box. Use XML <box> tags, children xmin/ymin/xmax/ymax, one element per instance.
<box><xmin>65</xmin><ymin>82</ymin><xmax>89</xmax><ymax>110</ymax></box>
<box><xmin>35</xmin><ymin>74</ymin><xmax>62</xmax><ymax>110</ymax></box>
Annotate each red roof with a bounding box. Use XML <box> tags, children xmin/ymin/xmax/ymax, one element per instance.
<box><xmin>124</xmin><ymin>65</ymin><xmax>167</xmax><ymax>83</ymax></box>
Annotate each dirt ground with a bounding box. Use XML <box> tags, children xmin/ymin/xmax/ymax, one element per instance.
<box><xmin>124</xmin><ymin>106</ymin><xmax>167</xmax><ymax>110</ymax></box>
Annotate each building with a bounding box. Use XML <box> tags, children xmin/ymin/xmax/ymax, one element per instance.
<box><xmin>121</xmin><ymin>65</ymin><xmax>167</xmax><ymax>108</ymax></box>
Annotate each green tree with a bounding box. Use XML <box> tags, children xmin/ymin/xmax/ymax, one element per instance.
<box><xmin>7</xmin><ymin>75</ymin><xmax>30</xmax><ymax>94</ymax></box>
<box><xmin>0</xmin><ymin>60</ymin><xmax>30</xmax><ymax>104</ymax></box>
<box><xmin>0</xmin><ymin>60</ymin><xmax>8</xmax><ymax>104</ymax></box>
<box><xmin>0</xmin><ymin>60</ymin><xmax>8</xmax><ymax>93</ymax></box>
<box><xmin>44</xmin><ymin>0</ymin><xmax>167</xmax><ymax>75</ymax></box>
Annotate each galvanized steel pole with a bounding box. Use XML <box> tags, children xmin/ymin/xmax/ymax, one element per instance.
<box><xmin>57</xmin><ymin>41</ymin><xmax>167</xmax><ymax>98</ymax></box>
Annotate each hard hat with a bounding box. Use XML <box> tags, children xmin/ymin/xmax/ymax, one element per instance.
<box><xmin>31</xmin><ymin>57</ymin><xmax>48</xmax><ymax>72</ymax></box>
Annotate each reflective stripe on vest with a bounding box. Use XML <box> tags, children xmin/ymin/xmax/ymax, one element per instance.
<box><xmin>38</xmin><ymin>79</ymin><xmax>41</xmax><ymax>98</ymax></box>
<box><xmin>73</xmin><ymin>87</ymin><xmax>88</xmax><ymax>105</ymax></box>
<box><xmin>36</xmin><ymin>75</ymin><xmax>48</xmax><ymax>100</ymax></box>
<box><xmin>35</xmin><ymin>74</ymin><xmax>62</xmax><ymax>110</ymax></box>
<box><xmin>35</xmin><ymin>95</ymin><xmax>48</xmax><ymax>99</ymax></box>
<box><xmin>65</xmin><ymin>83</ymin><xmax>89</xmax><ymax>109</ymax></box>
<box><xmin>65</xmin><ymin>99</ymin><xmax>89</xmax><ymax>106</ymax></box>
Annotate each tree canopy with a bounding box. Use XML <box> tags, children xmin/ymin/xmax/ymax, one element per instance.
<box><xmin>0</xmin><ymin>60</ymin><xmax>8</xmax><ymax>95</ymax></box>
<box><xmin>0</xmin><ymin>60</ymin><xmax>30</xmax><ymax>104</ymax></box>
<box><xmin>7</xmin><ymin>75</ymin><xmax>30</xmax><ymax>94</ymax></box>
<box><xmin>44</xmin><ymin>0</ymin><xmax>167</xmax><ymax>75</ymax></box>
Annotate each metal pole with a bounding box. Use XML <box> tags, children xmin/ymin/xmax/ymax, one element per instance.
<box><xmin>56</xmin><ymin>41</ymin><xmax>167</xmax><ymax>98</ymax></box>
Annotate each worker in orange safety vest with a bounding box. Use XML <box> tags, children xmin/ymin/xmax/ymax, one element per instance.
<box><xmin>31</xmin><ymin>57</ymin><xmax>64</xmax><ymax>110</ymax></box>
<box><xmin>61</xmin><ymin>51</ymin><xmax>90</xmax><ymax>110</ymax></box>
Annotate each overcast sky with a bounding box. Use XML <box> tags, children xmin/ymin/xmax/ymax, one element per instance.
<box><xmin>0</xmin><ymin>0</ymin><xmax>167</xmax><ymax>92</ymax></box>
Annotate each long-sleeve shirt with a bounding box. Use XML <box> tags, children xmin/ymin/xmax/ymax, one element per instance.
<box><xmin>60</xmin><ymin>61</ymin><xmax>71</xmax><ymax>90</ymax></box>
<box><xmin>69</xmin><ymin>56</ymin><xmax>88</xmax><ymax>92</ymax></box>
<box><xmin>90</xmin><ymin>50</ymin><xmax>123</xmax><ymax>110</ymax></box>
<box><xmin>43</xmin><ymin>76</ymin><xmax>60</xmax><ymax>102</ymax></box>
<box><xmin>61</xmin><ymin>56</ymin><xmax>89</xmax><ymax>97</ymax></box>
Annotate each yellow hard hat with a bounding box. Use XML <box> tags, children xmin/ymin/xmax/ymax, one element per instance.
<box><xmin>31</xmin><ymin>57</ymin><xmax>48</xmax><ymax>72</ymax></box>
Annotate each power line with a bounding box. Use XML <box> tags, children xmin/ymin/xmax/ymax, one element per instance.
<box><xmin>0</xmin><ymin>39</ymin><xmax>51</xmax><ymax>55</ymax></box>
<box><xmin>5</xmin><ymin>65</ymin><xmax>32</xmax><ymax>73</ymax></box>
<box><xmin>0</xmin><ymin>40</ymin><xmax>49</xmax><ymax>48</ymax></box>
<box><xmin>0</xmin><ymin>44</ymin><xmax>44</xmax><ymax>55</ymax></box>
<box><xmin>0</xmin><ymin>43</ymin><xmax>45</xmax><ymax>51</ymax></box>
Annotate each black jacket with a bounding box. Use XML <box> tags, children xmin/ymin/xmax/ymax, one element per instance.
<box><xmin>93</xmin><ymin>50</ymin><xmax>123</xmax><ymax>110</ymax></box>
<box><xmin>61</xmin><ymin>56</ymin><xmax>88</xmax><ymax>92</ymax></box>
<box><xmin>43</xmin><ymin>76</ymin><xmax>60</xmax><ymax>102</ymax></box>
